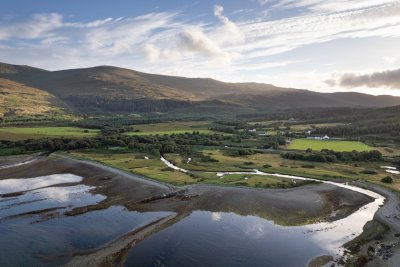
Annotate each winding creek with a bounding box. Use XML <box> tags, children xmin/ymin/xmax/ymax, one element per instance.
<box><xmin>160</xmin><ymin>156</ymin><xmax>386</xmax><ymax>262</ymax></box>
<box><xmin>0</xmin><ymin>156</ymin><xmax>389</xmax><ymax>266</ymax></box>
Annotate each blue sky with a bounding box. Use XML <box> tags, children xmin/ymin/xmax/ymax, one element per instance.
<box><xmin>1</xmin><ymin>0</ymin><xmax>400</xmax><ymax>95</ymax></box>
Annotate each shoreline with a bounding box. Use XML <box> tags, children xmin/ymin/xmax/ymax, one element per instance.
<box><xmin>1</xmin><ymin>153</ymin><xmax>399</xmax><ymax>265</ymax></box>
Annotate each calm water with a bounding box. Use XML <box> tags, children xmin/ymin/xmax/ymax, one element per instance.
<box><xmin>0</xmin><ymin>172</ymin><xmax>384</xmax><ymax>266</ymax></box>
<box><xmin>0</xmin><ymin>174</ymin><xmax>172</xmax><ymax>267</ymax></box>
<box><xmin>125</xmin><ymin>211</ymin><xmax>329</xmax><ymax>267</ymax></box>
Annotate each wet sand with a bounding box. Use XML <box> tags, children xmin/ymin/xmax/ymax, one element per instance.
<box><xmin>0</xmin><ymin>154</ymin><xmax>394</xmax><ymax>266</ymax></box>
<box><xmin>0</xmin><ymin>154</ymin><xmax>373</xmax><ymax>223</ymax></box>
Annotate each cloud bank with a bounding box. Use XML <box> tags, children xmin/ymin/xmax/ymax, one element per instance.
<box><xmin>327</xmin><ymin>69</ymin><xmax>400</xmax><ymax>89</ymax></box>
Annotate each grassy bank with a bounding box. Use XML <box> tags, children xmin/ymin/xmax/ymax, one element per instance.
<box><xmin>67</xmin><ymin>150</ymin><xmax>320</xmax><ymax>188</ymax></box>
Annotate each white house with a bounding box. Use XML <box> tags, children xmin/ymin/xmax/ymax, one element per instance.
<box><xmin>307</xmin><ymin>135</ymin><xmax>330</xmax><ymax>140</ymax></box>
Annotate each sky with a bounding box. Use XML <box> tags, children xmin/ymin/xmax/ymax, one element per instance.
<box><xmin>1</xmin><ymin>0</ymin><xmax>400</xmax><ymax>96</ymax></box>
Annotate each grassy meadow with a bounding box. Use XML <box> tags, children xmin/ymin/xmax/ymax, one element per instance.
<box><xmin>0</xmin><ymin>127</ymin><xmax>99</xmax><ymax>140</ymax></box>
<box><xmin>127</xmin><ymin>129</ymin><xmax>215</xmax><ymax>136</ymax></box>
<box><xmin>288</xmin><ymin>139</ymin><xmax>372</xmax><ymax>152</ymax></box>
<box><xmin>126</xmin><ymin>121</ymin><xmax>216</xmax><ymax>136</ymax></box>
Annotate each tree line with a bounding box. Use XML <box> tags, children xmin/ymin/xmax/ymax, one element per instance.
<box><xmin>281</xmin><ymin>149</ymin><xmax>383</xmax><ymax>162</ymax></box>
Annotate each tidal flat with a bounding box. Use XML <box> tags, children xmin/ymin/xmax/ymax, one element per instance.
<box><xmin>0</xmin><ymin>154</ymin><xmax>395</xmax><ymax>266</ymax></box>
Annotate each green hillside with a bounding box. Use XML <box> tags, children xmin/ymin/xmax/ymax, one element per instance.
<box><xmin>0</xmin><ymin>78</ymin><xmax>68</xmax><ymax>119</ymax></box>
<box><xmin>1</xmin><ymin>62</ymin><xmax>400</xmax><ymax>115</ymax></box>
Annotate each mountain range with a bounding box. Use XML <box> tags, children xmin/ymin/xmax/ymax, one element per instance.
<box><xmin>1</xmin><ymin>62</ymin><xmax>400</xmax><ymax>117</ymax></box>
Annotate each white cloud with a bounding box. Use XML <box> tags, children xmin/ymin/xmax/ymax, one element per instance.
<box><xmin>1</xmin><ymin>1</ymin><xmax>400</xmax><ymax>96</ymax></box>
<box><xmin>272</xmin><ymin>0</ymin><xmax>396</xmax><ymax>13</ymax></box>
<box><xmin>176</xmin><ymin>27</ymin><xmax>231</xmax><ymax>62</ymax></box>
<box><xmin>211</xmin><ymin>5</ymin><xmax>244</xmax><ymax>45</ymax></box>
<box><xmin>229</xmin><ymin>1</ymin><xmax>400</xmax><ymax>64</ymax></box>
<box><xmin>144</xmin><ymin>44</ymin><xmax>160</xmax><ymax>62</ymax></box>
<box><xmin>140</xmin><ymin>5</ymin><xmax>241</xmax><ymax>63</ymax></box>
<box><xmin>0</xmin><ymin>13</ymin><xmax>63</xmax><ymax>40</ymax></box>
<box><xmin>84</xmin><ymin>12</ymin><xmax>175</xmax><ymax>55</ymax></box>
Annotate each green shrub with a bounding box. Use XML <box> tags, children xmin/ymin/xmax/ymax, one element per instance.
<box><xmin>381</xmin><ymin>176</ymin><xmax>393</xmax><ymax>184</ymax></box>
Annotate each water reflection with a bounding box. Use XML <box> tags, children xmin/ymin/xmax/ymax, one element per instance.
<box><xmin>125</xmin><ymin>187</ymin><xmax>383</xmax><ymax>267</ymax></box>
<box><xmin>0</xmin><ymin>174</ymin><xmax>83</xmax><ymax>194</ymax></box>
<box><xmin>125</xmin><ymin>211</ymin><xmax>327</xmax><ymax>267</ymax></box>
<box><xmin>0</xmin><ymin>206</ymin><xmax>172</xmax><ymax>267</ymax></box>
<box><xmin>0</xmin><ymin>184</ymin><xmax>105</xmax><ymax>219</ymax></box>
<box><xmin>0</xmin><ymin>174</ymin><xmax>172</xmax><ymax>267</ymax></box>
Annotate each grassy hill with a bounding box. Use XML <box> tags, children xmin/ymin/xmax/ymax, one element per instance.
<box><xmin>0</xmin><ymin>78</ymin><xmax>68</xmax><ymax>119</ymax></box>
<box><xmin>1</xmin><ymin>62</ymin><xmax>400</xmax><ymax>115</ymax></box>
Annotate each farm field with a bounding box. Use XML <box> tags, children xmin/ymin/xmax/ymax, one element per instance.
<box><xmin>126</xmin><ymin>129</ymin><xmax>215</xmax><ymax>136</ymax></box>
<box><xmin>127</xmin><ymin>121</ymin><xmax>215</xmax><ymax>135</ymax></box>
<box><xmin>133</xmin><ymin>121</ymin><xmax>210</xmax><ymax>131</ymax></box>
<box><xmin>288</xmin><ymin>139</ymin><xmax>372</xmax><ymax>152</ymax></box>
<box><xmin>289</xmin><ymin>123</ymin><xmax>346</xmax><ymax>131</ymax></box>
<box><xmin>0</xmin><ymin>127</ymin><xmax>99</xmax><ymax>140</ymax></box>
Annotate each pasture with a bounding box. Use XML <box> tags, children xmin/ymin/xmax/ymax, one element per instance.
<box><xmin>0</xmin><ymin>127</ymin><xmax>99</xmax><ymax>140</ymax></box>
<box><xmin>126</xmin><ymin>129</ymin><xmax>214</xmax><ymax>136</ymax></box>
<box><xmin>127</xmin><ymin>121</ymin><xmax>214</xmax><ymax>135</ymax></box>
<box><xmin>288</xmin><ymin>139</ymin><xmax>372</xmax><ymax>152</ymax></box>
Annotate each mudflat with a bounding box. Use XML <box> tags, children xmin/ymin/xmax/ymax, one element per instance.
<box><xmin>0</xmin><ymin>154</ymin><xmax>373</xmax><ymax>225</ymax></box>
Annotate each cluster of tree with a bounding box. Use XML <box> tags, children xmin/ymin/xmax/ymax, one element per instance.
<box><xmin>223</xmin><ymin>148</ymin><xmax>256</xmax><ymax>157</ymax></box>
<box><xmin>281</xmin><ymin>149</ymin><xmax>383</xmax><ymax>162</ymax></box>
<box><xmin>263</xmin><ymin>136</ymin><xmax>287</xmax><ymax>150</ymax></box>
<box><xmin>318</xmin><ymin>118</ymin><xmax>400</xmax><ymax>137</ymax></box>
<box><xmin>100</xmin><ymin>125</ymin><xmax>135</xmax><ymax>135</ymax></box>
<box><xmin>70</xmin><ymin>116</ymin><xmax>201</xmax><ymax>129</ymax></box>
<box><xmin>209</xmin><ymin>126</ymin><xmax>239</xmax><ymax>134</ymax></box>
<box><xmin>0</xmin><ymin>138</ymin><xmax>94</xmax><ymax>152</ymax></box>
<box><xmin>0</xmin><ymin>131</ymin><xmax>232</xmax><ymax>156</ymax></box>
<box><xmin>213</xmin><ymin>121</ymin><xmax>247</xmax><ymax>129</ymax></box>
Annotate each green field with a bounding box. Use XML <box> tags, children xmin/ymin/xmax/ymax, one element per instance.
<box><xmin>127</xmin><ymin>129</ymin><xmax>215</xmax><ymax>136</ymax></box>
<box><xmin>290</xmin><ymin>123</ymin><xmax>346</xmax><ymax>131</ymax></box>
<box><xmin>134</xmin><ymin>121</ymin><xmax>210</xmax><ymax>131</ymax></box>
<box><xmin>288</xmin><ymin>139</ymin><xmax>372</xmax><ymax>152</ymax></box>
<box><xmin>0</xmin><ymin>127</ymin><xmax>99</xmax><ymax>140</ymax></box>
<box><xmin>126</xmin><ymin>121</ymin><xmax>216</xmax><ymax>136</ymax></box>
